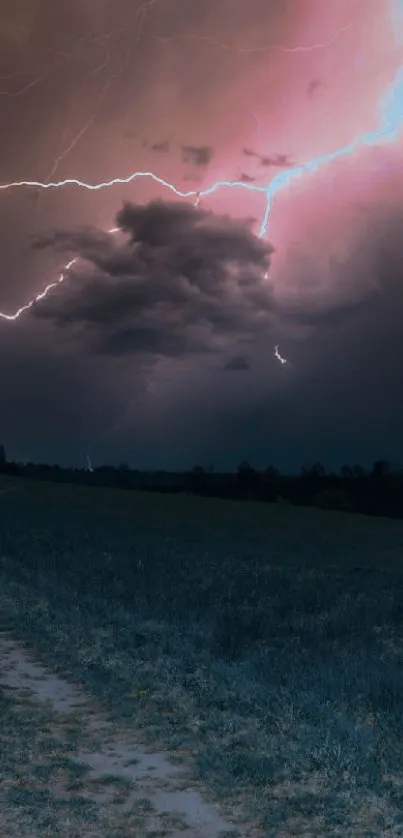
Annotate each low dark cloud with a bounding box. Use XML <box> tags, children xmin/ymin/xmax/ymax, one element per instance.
<box><xmin>240</xmin><ymin>173</ymin><xmax>255</xmax><ymax>182</ymax></box>
<box><xmin>242</xmin><ymin>148</ymin><xmax>294</xmax><ymax>168</ymax></box>
<box><xmin>32</xmin><ymin>199</ymin><xmax>275</xmax><ymax>362</ymax></box>
<box><xmin>224</xmin><ymin>354</ymin><xmax>250</xmax><ymax>371</ymax></box>
<box><xmin>149</xmin><ymin>139</ymin><xmax>170</xmax><ymax>154</ymax></box>
<box><xmin>307</xmin><ymin>78</ymin><xmax>324</xmax><ymax>97</ymax></box>
<box><xmin>259</xmin><ymin>153</ymin><xmax>294</xmax><ymax>168</ymax></box>
<box><xmin>181</xmin><ymin>145</ymin><xmax>214</xmax><ymax>167</ymax></box>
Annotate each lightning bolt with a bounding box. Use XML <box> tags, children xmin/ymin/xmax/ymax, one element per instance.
<box><xmin>6</xmin><ymin>1</ymin><xmax>161</xmax><ymax>183</ymax></box>
<box><xmin>44</xmin><ymin>73</ymin><xmax>116</xmax><ymax>182</ymax></box>
<box><xmin>0</xmin><ymin>171</ymin><xmax>266</xmax><ymax>196</ymax></box>
<box><xmin>0</xmin><ymin>6</ymin><xmax>402</xmax><ymax>331</ymax></box>
<box><xmin>44</xmin><ymin>3</ymin><xmax>158</xmax><ymax>178</ymax></box>
<box><xmin>0</xmin><ymin>13</ymin><xmax>355</xmax><ymax>175</ymax></box>
<box><xmin>274</xmin><ymin>345</ymin><xmax>288</xmax><ymax>366</ymax></box>
<box><xmin>0</xmin><ymin>258</ymin><xmax>78</xmax><ymax>322</ymax></box>
<box><xmin>154</xmin><ymin>22</ymin><xmax>354</xmax><ymax>55</ymax></box>
<box><xmin>0</xmin><ymin>57</ymin><xmax>68</xmax><ymax>98</ymax></box>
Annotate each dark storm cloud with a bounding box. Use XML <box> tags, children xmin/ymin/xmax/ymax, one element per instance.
<box><xmin>223</xmin><ymin>354</ymin><xmax>250</xmax><ymax>371</ymax></box>
<box><xmin>31</xmin><ymin>199</ymin><xmax>274</xmax><ymax>360</ymax></box>
<box><xmin>240</xmin><ymin>173</ymin><xmax>255</xmax><ymax>182</ymax></box>
<box><xmin>259</xmin><ymin>153</ymin><xmax>294</xmax><ymax>168</ymax></box>
<box><xmin>242</xmin><ymin>148</ymin><xmax>294</xmax><ymax>168</ymax></box>
<box><xmin>278</xmin><ymin>293</ymin><xmax>373</xmax><ymax>328</ymax></box>
<box><xmin>307</xmin><ymin>78</ymin><xmax>323</xmax><ymax>97</ymax></box>
<box><xmin>181</xmin><ymin>145</ymin><xmax>214</xmax><ymax>167</ymax></box>
<box><xmin>213</xmin><ymin>202</ymin><xmax>403</xmax><ymax>472</ymax></box>
<box><xmin>148</xmin><ymin>139</ymin><xmax>170</xmax><ymax>154</ymax></box>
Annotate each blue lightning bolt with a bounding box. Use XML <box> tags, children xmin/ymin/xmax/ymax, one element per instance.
<box><xmin>259</xmin><ymin>66</ymin><xmax>403</xmax><ymax>238</ymax></box>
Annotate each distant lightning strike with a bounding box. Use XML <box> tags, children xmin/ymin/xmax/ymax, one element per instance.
<box><xmin>274</xmin><ymin>345</ymin><xmax>288</xmax><ymax>365</ymax></box>
<box><xmin>1</xmin><ymin>6</ymin><xmax>403</xmax><ymax>349</ymax></box>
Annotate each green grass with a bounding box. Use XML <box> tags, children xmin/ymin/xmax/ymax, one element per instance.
<box><xmin>95</xmin><ymin>773</ymin><xmax>135</xmax><ymax>788</ymax></box>
<box><xmin>0</xmin><ymin>685</ymin><xmax>100</xmax><ymax>835</ymax></box>
<box><xmin>1</xmin><ymin>473</ymin><xmax>403</xmax><ymax>835</ymax></box>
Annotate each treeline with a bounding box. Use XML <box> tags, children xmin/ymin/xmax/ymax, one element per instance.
<box><xmin>1</xmin><ymin>444</ymin><xmax>403</xmax><ymax>520</ymax></box>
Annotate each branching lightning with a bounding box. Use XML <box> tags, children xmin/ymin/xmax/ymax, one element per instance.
<box><xmin>1</xmin><ymin>85</ymin><xmax>401</xmax><ymax>325</ymax></box>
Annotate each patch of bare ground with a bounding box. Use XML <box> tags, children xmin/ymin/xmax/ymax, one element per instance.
<box><xmin>0</xmin><ymin>631</ymin><xmax>260</xmax><ymax>837</ymax></box>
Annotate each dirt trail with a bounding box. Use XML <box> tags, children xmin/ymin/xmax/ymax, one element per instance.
<box><xmin>0</xmin><ymin>630</ymin><xmax>255</xmax><ymax>837</ymax></box>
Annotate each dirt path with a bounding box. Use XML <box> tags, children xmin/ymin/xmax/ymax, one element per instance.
<box><xmin>0</xmin><ymin>630</ymin><xmax>253</xmax><ymax>837</ymax></box>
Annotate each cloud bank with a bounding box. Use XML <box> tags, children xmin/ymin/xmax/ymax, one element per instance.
<box><xmin>32</xmin><ymin>199</ymin><xmax>275</xmax><ymax>364</ymax></box>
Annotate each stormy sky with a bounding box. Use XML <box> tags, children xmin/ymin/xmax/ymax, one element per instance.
<box><xmin>0</xmin><ymin>0</ymin><xmax>403</xmax><ymax>473</ymax></box>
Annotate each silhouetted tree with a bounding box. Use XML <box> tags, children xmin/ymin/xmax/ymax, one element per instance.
<box><xmin>189</xmin><ymin>465</ymin><xmax>208</xmax><ymax>494</ymax></box>
<box><xmin>0</xmin><ymin>444</ymin><xmax>6</xmax><ymax>471</ymax></box>
<box><xmin>315</xmin><ymin>487</ymin><xmax>354</xmax><ymax>512</ymax></box>
<box><xmin>237</xmin><ymin>461</ymin><xmax>253</xmax><ymax>480</ymax></box>
<box><xmin>371</xmin><ymin>459</ymin><xmax>391</xmax><ymax>479</ymax></box>
<box><xmin>192</xmin><ymin>465</ymin><xmax>206</xmax><ymax>475</ymax></box>
<box><xmin>237</xmin><ymin>461</ymin><xmax>260</xmax><ymax>495</ymax></box>
<box><xmin>301</xmin><ymin>462</ymin><xmax>325</xmax><ymax>478</ymax></box>
<box><xmin>340</xmin><ymin>465</ymin><xmax>353</xmax><ymax>479</ymax></box>
<box><xmin>117</xmin><ymin>462</ymin><xmax>131</xmax><ymax>488</ymax></box>
<box><xmin>265</xmin><ymin>465</ymin><xmax>280</xmax><ymax>477</ymax></box>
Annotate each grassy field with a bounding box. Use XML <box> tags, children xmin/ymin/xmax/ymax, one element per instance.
<box><xmin>1</xmin><ymin>473</ymin><xmax>403</xmax><ymax>836</ymax></box>
<box><xmin>0</xmin><ymin>681</ymin><xmax>103</xmax><ymax>836</ymax></box>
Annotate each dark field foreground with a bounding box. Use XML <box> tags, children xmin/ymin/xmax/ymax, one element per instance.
<box><xmin>1</xmin><ymin>474</ymin><xmax>403</xmax><ymax>836</ymax></box>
